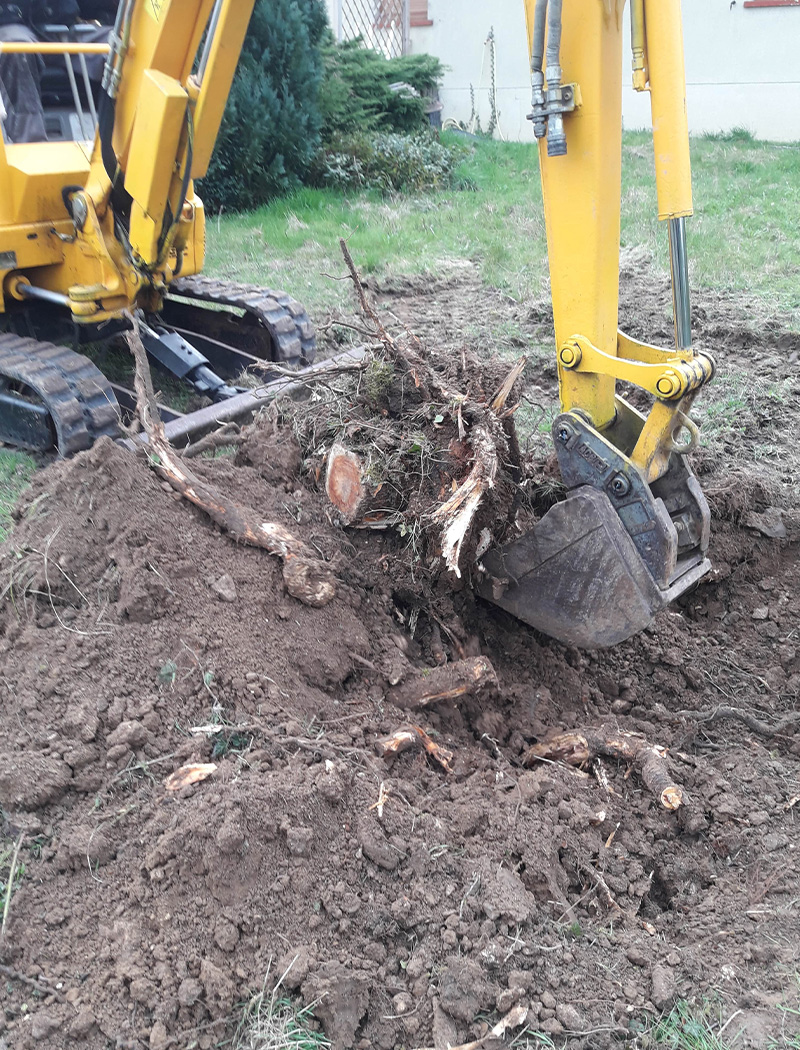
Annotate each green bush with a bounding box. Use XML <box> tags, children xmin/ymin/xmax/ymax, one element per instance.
<box><xmin>313</xmin><ymin>131</ymin><xmax>469</xmax><ymax>193</ymax></box>
<box><xmin>319</xmin><ymin>40</ymin><xmax>444</xmax><ymax>138</ymax></box>
<box><xmin>199</xmin><ymin>0</ymin><xmax>327</xmax><ymax>212</ymax></box>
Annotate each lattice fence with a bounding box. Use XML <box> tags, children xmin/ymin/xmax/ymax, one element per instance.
<box><xmin>332</xmin><ymin>0</ymin><xmax>410</xmax><ymax>59</ymax></box>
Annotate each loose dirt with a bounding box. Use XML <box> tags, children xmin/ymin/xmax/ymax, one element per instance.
<box><xmin>0</xmin><ymin>266</ymin><xmax>799</xmax><ymax>1050</ymax></box>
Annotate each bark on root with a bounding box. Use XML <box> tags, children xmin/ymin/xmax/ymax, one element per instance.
<box><xmin>377</xmin><ymin>725</ymin><xmax>454</xmax><ymax>772</ymax></box>
<box><xmin>524</xmin><ymin>726</ymin><xmax>683</xmax><ymax>810</ymax></box>
<box><xmin>388</xmin><ymin>655</ymin><xmax>498</xmax><ymax>710</ymax></box>
<box><xmin>125</xmin><ymin>318</ymin><xmax>335</xmax><ymax>608</ymax></box>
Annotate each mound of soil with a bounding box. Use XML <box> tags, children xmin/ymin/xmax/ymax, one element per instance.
<box><xmin>0</xmin><ymin>272</ymin><xmax>799</xmax><ymax>1050</ymax></box>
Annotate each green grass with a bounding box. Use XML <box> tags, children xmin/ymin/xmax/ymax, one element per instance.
<box><xmin>231</xmin><ymin>989</ymin><xmax>331</xmax><ymax>1050</ymax></box>
<box><xmin>0</xmin><ymin>449</ymin><xmax>34</xmax><ymax>542</ymax></box>
<box><xmin>622</xmin><ymin>131</ymin><xmax>800</xmax><ymax>316</ymax></box>
<box><xmin>206</xmin><ymin>136</ymin><xmax>547</xmax><ymax>314</ymax></box>
<box><xmin>644</xmin><ymin>1000</ymin><xmax>733</xmax><ymax>1050</ymax></box>
<box><xmin>207</xmin><ymin>131</ymin><xmax>800</xmax><ymax>325</ymax></box>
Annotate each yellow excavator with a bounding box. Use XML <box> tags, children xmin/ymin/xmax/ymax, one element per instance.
<box><xmin>0</xmin><ymin>0</ymin><xmax>713</xmax><ymax>649</ymax></box>
<box><xmin>0</xmin><ymin>0</ymin><xmax>315</xmax><ymax>456</ymax></box>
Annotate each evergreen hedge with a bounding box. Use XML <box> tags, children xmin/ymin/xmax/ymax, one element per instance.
<box><xmin>199</xmin><ymin>4</ymin><xmax>447</xmax><ymax>212</ymax></box>
<box><xmin>199</xmin><ymin>0</ymin><xmax>328</xmax><ymax>212</ymax></box>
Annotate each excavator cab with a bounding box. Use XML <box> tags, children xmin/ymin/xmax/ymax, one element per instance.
<box><xmin>479</xmin><ymin>0</ymin><xmax>715</xmax><ymax>647</ymax></box>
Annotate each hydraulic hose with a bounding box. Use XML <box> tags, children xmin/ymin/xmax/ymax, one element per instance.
<box><xmin>531</xmin><ymin>0</ymin><xmax>547</xmax><ymax>74</ymax></box>
<box><xmin>529</xmin><ymin>0</ymin><xmax>548</xmax><ymax>138</ymax></box>
<box><xmin>630</xmin><ymin>0</ymin><xmax>647</xmax><ymax>90</ymax></box>
<box><xmin>545</xmin><ymin>0</ymin><xmax>566</xmax><ymax>156</ymax></box>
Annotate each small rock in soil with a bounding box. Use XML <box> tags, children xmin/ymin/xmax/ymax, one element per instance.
<box><xmin>178</xmin><ymin>977</ymin><xmax>203</xmax><ymax>1007</ymax></box>
<box><xmin>745</xmin><ymin>507</ymin><xmax>787</xmax><ymax>539</ymax></box>
<box><xmin>211</xmin><ymin>573</ymin><xmax>237</xmax><ymax>602</ymax></box>
<box><xmin>763</xmin><ymin>832</ymin><xmax>789</xmax><ymax>851</ymax></box>
<box><xmin>555</xmin><ymin>1003</ymin><xmax>585</xmax><ymax>1031</ymax></box>
<box><xmin>651</xmin><ymin>962</ymin><xmax>677</xmax><ymax>1009</ymax></box>
<box><xmin>438</xmin><ymin>957</ymin><xmax>493</xmax><ymax>1022</ymax></box>
<box><xmin>626</xmin><ymin>945</ymin><xmax>649</xmax><ymax>967</ymax></box>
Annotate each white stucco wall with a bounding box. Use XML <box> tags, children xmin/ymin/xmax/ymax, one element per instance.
<box><xmin>392</xmin><ymin>0</ymin><xmax>800</xmax><ymax>143</ymax></box>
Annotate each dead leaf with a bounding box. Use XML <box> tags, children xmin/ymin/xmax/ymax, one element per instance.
<box><xmin>164</xmin><ymin>763</ymin><xmax>217</xmax><ymax>792</ymax></box>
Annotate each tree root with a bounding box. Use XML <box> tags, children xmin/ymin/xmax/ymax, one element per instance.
<box><xmin>388</xmin><ymin>655</ymin><xmax>498</xmax><ymax>710</ymax></box>
<box><xmin>524</xmin><ymin>725</ymin><xmax>683</xmax><ymax>810</ymax></box>
<box><xmin>125</xmin><ymin>318</ymin><xmax>335</xmax><ymax>608</ymax></box>
<box><xmin>674</xmin><ymin>705</ymin><xmax>800</xmax><ymax>739</ymax></box>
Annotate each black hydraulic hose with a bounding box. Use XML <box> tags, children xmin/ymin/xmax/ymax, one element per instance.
<box><xmin>545</xmin><ymin>0</ymin><xmax>562</xmax><ymax>70</ymax></box>
<box><xmin>531</xmin><ymin>0</ymin><xmax>547</xmax><ymax>74</ymax></box>
<box><xmin>530</xmin><ymin>0</ymin><xmax>548</xmax><ymax>138</ymax></box>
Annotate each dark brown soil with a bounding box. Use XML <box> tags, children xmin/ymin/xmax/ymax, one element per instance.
<box><xmin>0</xmin><ymin>269</ymin><xmax>799</xmax><ymax>1050</ymax></box>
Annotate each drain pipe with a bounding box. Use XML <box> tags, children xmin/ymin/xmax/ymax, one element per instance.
<box><xmin>544</xmin><ymin>0</ymin><xmax>566</xmax><ymax>156</ymax></box>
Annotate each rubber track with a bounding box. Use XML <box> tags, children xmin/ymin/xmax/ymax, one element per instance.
<box><xmin>0</xmin><ymin>335</ymin><xmax>120</xmax><ymax>456</ymax></box>
<box><xmin>168</xmin><ymin>275</ymin><xmax>316</xmax><ymax>365</ymax></box>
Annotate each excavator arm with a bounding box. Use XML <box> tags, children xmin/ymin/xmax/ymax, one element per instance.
<box><xmin>479</xmin><ymin>0</ymin><xmax>715</xmax><ymax>647</ymax></box>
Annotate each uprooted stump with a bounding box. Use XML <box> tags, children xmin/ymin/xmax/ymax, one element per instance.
<box><xmin>306</xmin><ymin>241</ymin><xmax>527</xmax><ymax>584</ymax></box>
<box><xmin>524</xmin><ymin>726</ymin><xmax>684</xmax><ymax>810</ymax></box>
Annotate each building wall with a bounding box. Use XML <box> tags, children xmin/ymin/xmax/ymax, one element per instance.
<box><xmin>401</xmin><ymin>0</ymin><xmax>800</xmax><ymax>143</ymax></box>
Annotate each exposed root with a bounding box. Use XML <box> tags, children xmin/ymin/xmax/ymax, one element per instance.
<box><xmin>524</xmin><ymin>725</ymin><xmax>683</xmax><ymax>810</ymax></box>
<box><xmin>125</xmin><ymin>317</ymin><xmax>335</xmax><ymax>608</ymax></box>
<box><xmin>388</xmin><ymin>655</ymin><xmax>498</xmax><ymax>710</ymax></box>
<box><xmin>674</xmin><ymin>705</ymin><xmax>800</xmax><ymax>740</ymax></box>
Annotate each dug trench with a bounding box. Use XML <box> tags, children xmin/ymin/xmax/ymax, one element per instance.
<box><xmin>0</xmin><ymin>268</ymin><xmax>799</xmax><ymax>1050</ymax></box>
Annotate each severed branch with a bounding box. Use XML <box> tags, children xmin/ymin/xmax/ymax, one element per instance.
<box><xmin>125</xmin><ymin>317</ymin><xmax>335</xmax><ymax>608</ymax></box>
<box><xmin>524</xmin><ymin>726</ymin><xmax>683</xmax><ymax>810</ymax></box>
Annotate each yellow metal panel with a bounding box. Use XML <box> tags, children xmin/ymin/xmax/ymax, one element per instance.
<box><xmin>1</xmin><ymin>142</ymin><xmax>90</xmax><ymax>224</ymax></box>
<box><xmin>107</xmin><ymin>0</ymin><xmax>215</xmax><ymax>175</ymax></box>
<box><xmin>124</xmin><ymin>69</ymin><xmax>188</xmax><ymax>222</ymax></box>
<box><xmin>643</xmin><ymin>0</ymin><xmax>692</xmax><ymax>219</ymax></box>
<box><xmin>539</xmin><ymin>0</ymin><xmax>624</xmax><ymax>429</ymax></box>
<box><xmin>522</xmin><ymin>0</ymin><xmax>536</xmax><ymax>63</ymax></box>
<box><xmin>190</xmin><ymin>0</ymin><xmax>256</xmax><ymax>178</ymax></box>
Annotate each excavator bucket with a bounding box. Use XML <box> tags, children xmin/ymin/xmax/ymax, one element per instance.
<box><xmin>478</xmin><ymin>486</ymin><xmax>710</xmax><ymax>648</ymax></box>
<box><xmin>477</xmin><ymin>408</ymin><xmax>711</xmax><ymax>649</ymax></box>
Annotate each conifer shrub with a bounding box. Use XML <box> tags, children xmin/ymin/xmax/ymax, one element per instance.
<box><xmin>199</xmin><ymin>0</ymin><xmax>327</xmax><ymax>211</ymax></box>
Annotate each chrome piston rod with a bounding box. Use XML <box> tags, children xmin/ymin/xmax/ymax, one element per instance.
<box><xmin>668</xmin><ymin>215</ymin><xmax>692</xmax><ymax>351</ymax></box>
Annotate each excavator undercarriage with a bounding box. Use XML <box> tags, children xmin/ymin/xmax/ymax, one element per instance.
<box><xmin>0</xmin><ymin>275</ymin><xmax>317</xmax><ymax>453</ymax></box>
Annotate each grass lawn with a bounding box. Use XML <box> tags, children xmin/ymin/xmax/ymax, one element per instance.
<box><xmin>2</xmin><ymin>130</ymin><xmax>799</xmax><ymax>537</ymax></box>
<box><xmin>207</xmin><ymin>130</ymin><xmax>800</xmax><ymax>323</ymax></box>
